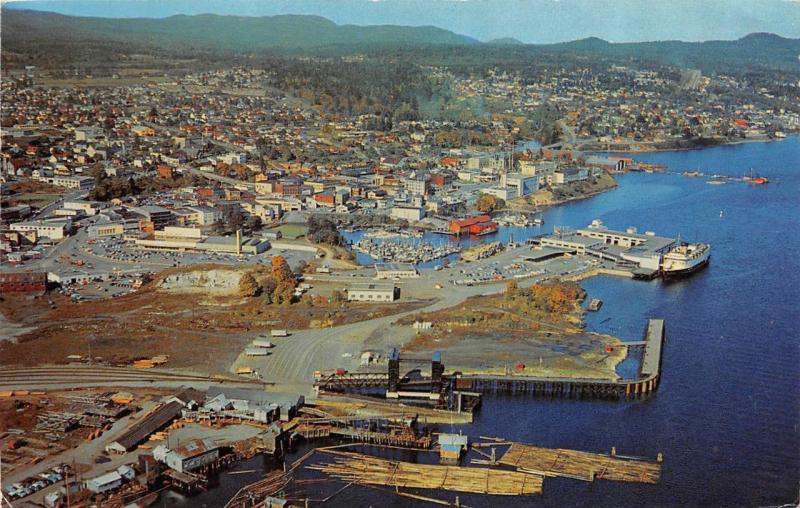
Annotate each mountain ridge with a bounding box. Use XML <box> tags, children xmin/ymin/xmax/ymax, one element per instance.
<box><xmin>2</xmin><ymin>9</ymin><xmax>798</xmax><ymax>71</ymax></box>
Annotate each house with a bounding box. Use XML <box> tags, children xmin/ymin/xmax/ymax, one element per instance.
<box><xmin>347</xmin><ymin>284</ymin><xmax>399</xmax><ymax>302</ymax></box>
<box><xmin>157</xmin><ymin>165</ymin><xmax>174</xmax><ymax>179</ymax></box>
<box><xmin>131</xmin><ymin>125</ymin><xmax>155</xmax><ymax>137</ymax></box>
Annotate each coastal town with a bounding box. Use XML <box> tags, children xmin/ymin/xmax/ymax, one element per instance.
<box><xmin>1</xmin><ymin>5</ymin><xmax>798</xmax><ymax>508</ymax></box>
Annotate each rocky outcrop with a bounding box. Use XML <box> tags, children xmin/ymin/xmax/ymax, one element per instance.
<box><xmin>159</xmin><ymin>269</ymin><xmax>244</xmax><ymax>295</ymax></box>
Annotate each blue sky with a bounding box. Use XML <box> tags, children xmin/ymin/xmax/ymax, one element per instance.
<box><xmin>4</xmin><ymin>0</ymin><xmax>799</xmax><ymax>43</ymax></box>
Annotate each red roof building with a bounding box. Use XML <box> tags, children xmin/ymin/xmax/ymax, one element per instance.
<box><xmin>448</xmin><ymin>215</ymin><xmax>498</xmax><ymax>236</ymax></box>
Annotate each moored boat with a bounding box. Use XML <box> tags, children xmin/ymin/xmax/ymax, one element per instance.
<box><xmin>661</xmin><ymin>243</ymin><xmax>711</xmax><ymax>279</ymax></box>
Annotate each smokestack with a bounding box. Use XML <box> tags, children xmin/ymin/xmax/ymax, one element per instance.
<box><xmin>236</xmin><ymin>229</ymin><xmax>242</xmax><ymax>256</ymax></box>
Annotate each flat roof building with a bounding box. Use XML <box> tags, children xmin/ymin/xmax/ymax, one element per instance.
<box><xmin>131</xmin><ymin>205</ymin><xmax>173</xmax><ymax>229</ymax></box>
<box><xmin>375</xmin><ymin>263</ymin><xmax>419</xmax><ymax>279</ymax></box>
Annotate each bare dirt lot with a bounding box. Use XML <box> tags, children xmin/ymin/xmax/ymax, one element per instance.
<box><xmin>0</xmin><ymin>267</ymin><xmax>424</xmax><ymax>374</ymax></box>
<box><xmin>399</xmin><ymin>282</ymin><xmax>626</xmax><ymax>380</ymax></box>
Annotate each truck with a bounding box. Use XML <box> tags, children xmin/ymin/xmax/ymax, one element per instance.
<box><xmin>270</xmin><ymin>329</ymin><xmax>289</xmax><ymax>337</ymax></box>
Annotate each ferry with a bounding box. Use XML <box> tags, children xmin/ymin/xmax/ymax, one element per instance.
<box><xmin>660</xmin><ymin>242</ymin><xmax>711</xmax><ymax>279</ymax></box>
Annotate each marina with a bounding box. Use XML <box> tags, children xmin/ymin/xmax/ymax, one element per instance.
<box><xmin>352</xmin><ymin>238</ymin><xmax>461</xmax><ymax>264</ymax></box>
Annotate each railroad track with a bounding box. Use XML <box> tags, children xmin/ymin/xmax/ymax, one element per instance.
<box><xmin>0</xmin><ymin>366</ymin><xmax>262</xmax><ymax>387</ymax></box>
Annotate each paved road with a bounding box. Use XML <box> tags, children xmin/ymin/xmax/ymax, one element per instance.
<box><xmin>182</xmin><ymin>165</ymin><xmax>254</xmax><ymax>190</ymax></box>
<box><xmin>235</xmin><ymin>281</ymin><xmax>503</xmax><ymax>393</ymax></box>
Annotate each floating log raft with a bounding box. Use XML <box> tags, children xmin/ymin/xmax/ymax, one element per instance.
<box><xmin>499</xmin><ymin>443</ymin><xmax>661</xmax><ymax>484</ymax></box>
<box><xmin>224</xmin><ymin>470</ymin><xmax>293</xmax><ymax>508</ymax></box>
<box><xmin>309</xmin><ymin>450</ymin><xmax>543</xmax><ymax>495</ymax></box>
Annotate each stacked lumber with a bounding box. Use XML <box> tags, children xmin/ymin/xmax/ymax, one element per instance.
<box><xmin>309</xmin><ymin>450</ymin><xmax>542</xmax><ymax>495</ymax></box>
<box><xmin>499</xmin><ymin>443</ymin><xmax>661</xmax><ymax>483</ymax></box>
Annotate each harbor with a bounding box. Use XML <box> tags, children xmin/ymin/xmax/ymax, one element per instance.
<box><xmin>352</xmin><ymin>237</ymin><xmax>461</xmax><ymax>264</ymax></box>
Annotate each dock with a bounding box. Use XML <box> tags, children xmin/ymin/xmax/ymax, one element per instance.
<box><xmin>315</xmin><ymin>320</ymin><xmax>666</xmax><ymax>403</ymax></box>
<box><xmin>455</xmin><ymin>319</ymin><xmax>666</xmax><ymax>400</ymax></box>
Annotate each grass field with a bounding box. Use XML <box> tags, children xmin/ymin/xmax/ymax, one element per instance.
<box><xmin>13</xmin><ymin>193</ymin><xmax>62</xmax><ymax>207</ymax></box>
<box><xmin>271</xmin><ymin>224</ymin><xmax>308</xmax><ymax>239</ymax></box>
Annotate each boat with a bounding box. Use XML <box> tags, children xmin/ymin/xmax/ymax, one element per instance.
<box><xmin>588</xmin><ymin>299</ymin><xmax>603</xmax><ymax>311</ymax></box>
<box><xmin>660</xmin><ymin>242</ymin><xmax>711</xmax><ymax>279</ymax></box>
<box><xmin>746</xmin><ymin>168</ymin><xmax>769</xmax><ymax>185</ymax></box>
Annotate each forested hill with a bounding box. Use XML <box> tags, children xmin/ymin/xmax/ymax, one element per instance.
<box><xmin>543</xmin><ymin>33</ymin><xmax>800</xmax><ymax>72</ymax></box>
<box><xmin>3</xmin><ymin>9</ymin><xmax>799</xmax><ymax>73</ymax></box>
<box><xmin>1</xmin><ymin>9</ymin><xmax>478</xmax><ymax>51</ymax></box>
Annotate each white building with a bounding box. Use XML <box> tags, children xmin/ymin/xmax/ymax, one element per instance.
<box><xmin>11</xmin><ymin>219</ymin><xmax>72</xmax><ymax>241</ymax></box>
<box><xmin>63</xmin><ymin>200</ymin><xmax>99</xmax><ymax>216</ymax></box>
<box><xmin>391</xmin><ymin>205</ymin><xmax>425</xmax><ymax>222</ymax></box>
<box><xmin>501</xmin><ymin>173</ymin><xmax>539</xmax><ymax>197</ymax></box>
<box><xmin>160</xmin><ymin>439</ymin><xmax>219</xmax><ymax>473</ymax></box>
<box><xmin>84</xmin><ymin>465</ymin><xmax>135</xmax><ymax>494</ymax></box>
<box><xmin>185</xmin><ymin>205</ymin><xmax>222</xmax><ymax>226</ymax></box>
<box><xmin>347</xmin><ymin>284</ymin><xmax>399</xmax><ymax>302</ymax></box>
<box><xmin>375</xmin><ymin>263</ymin><xmax>419</xmax><ymax>279</ymax></box>
<box><xmin>552</xmin><ymin>167</ymin><xmax>589</xmax><ymax>185</ymax></box>
<box><xmin>49</xmin><ymin>175</ymin><xmax>95</xmax><ymax>190</ymax></box>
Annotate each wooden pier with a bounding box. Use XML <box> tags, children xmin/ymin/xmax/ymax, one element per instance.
<box><xmin>315</xmin><ymin>320</ymin><xmax>666</xmax><ymax>403</ymax></box>
<box><xmin>455</xmin><ymin>319</ymin><xmax>666</xmax><ymax>401</ymax></box>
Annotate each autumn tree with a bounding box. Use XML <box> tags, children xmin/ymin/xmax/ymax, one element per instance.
<box><xmin>238</xmin><ymin>272</ymin><xmax>259</xmax><ymax>297</ymax></box>
<box><xmin>477</xmin><ymin>193</ymin><xmax>504</xmax><ymax>213</ymax></box>
<box><xmin>505</xmin><ymin>280</ymin><xmax>519</xmax><ymax>301</ymax></box>
<box><xmin>271</xmin><ymin>255</ymin><xmax>296</xmax><ymax>304</ymax></box>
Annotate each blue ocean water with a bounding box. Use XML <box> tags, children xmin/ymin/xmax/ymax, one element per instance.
<box><xmin>181</xmin><ymin>138</ymin><xmax>800</xmax><ymax>507</ymax></box>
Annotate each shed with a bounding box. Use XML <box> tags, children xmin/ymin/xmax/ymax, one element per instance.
<box><xmin>105</xmin><ymin>401</ymin><xmax>183</xmax><ymax>454</ymax></box>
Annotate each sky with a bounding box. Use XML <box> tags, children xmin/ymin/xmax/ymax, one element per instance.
<box><xmin>3</xmin><ymin>0</ymin><xmax>799</xmax><ymax>43</ymax></box>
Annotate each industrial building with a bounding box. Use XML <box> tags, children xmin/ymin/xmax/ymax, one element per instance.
<box><xmin>347</xmin><ymin>284</ymin><xmax>399</xmax><ymax>302</ymax></box>
<box><xmin>105</xmin><ymin>401</ymin><xmax>184</xmax><ymax>454</ymax></box>
<box><xmin>0</xmin><ymin>271</ymin><xmax>47</xmax><ymax>293</ymax></box>
<box><xmin>10</xmin><ymin>219</ymin><xmax>72</xmax><ymax>241</ymax></box>
<box><xmin>448</xmin><ymin>215</ymin><xmax>498</xmax><ymax>236</ymax></box>
<box><xmin>133</xmin><ymin>227</ymin><xmax>269</xmax><ymax>255</ymax></box>
<box><xmin>157</xmin><ymin>439</ymin><xmax>220</xmax><ymax>473</ymax></box>
<box><xmin>374</xmin><ymin>263</ymin><xmax>419</xmax><ymax>279</ymax></box>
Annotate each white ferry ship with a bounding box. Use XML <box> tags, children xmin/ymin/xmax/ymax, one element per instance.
<box><xmin>661</xmin><ymin>242</ymin><xmax>711</xmax><ymax>279</ymax></box>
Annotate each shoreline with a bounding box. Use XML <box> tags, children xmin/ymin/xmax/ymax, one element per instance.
<box><xmin>580</xmin><ymin>133</ymin><xmax>797</xmax><ymax>154</ymax></box>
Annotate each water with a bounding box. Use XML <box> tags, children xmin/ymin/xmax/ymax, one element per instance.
<box><xmin>179</xmin><ymin>138</ymin><xmax>800</xmax><ymax>507</ymax></box>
